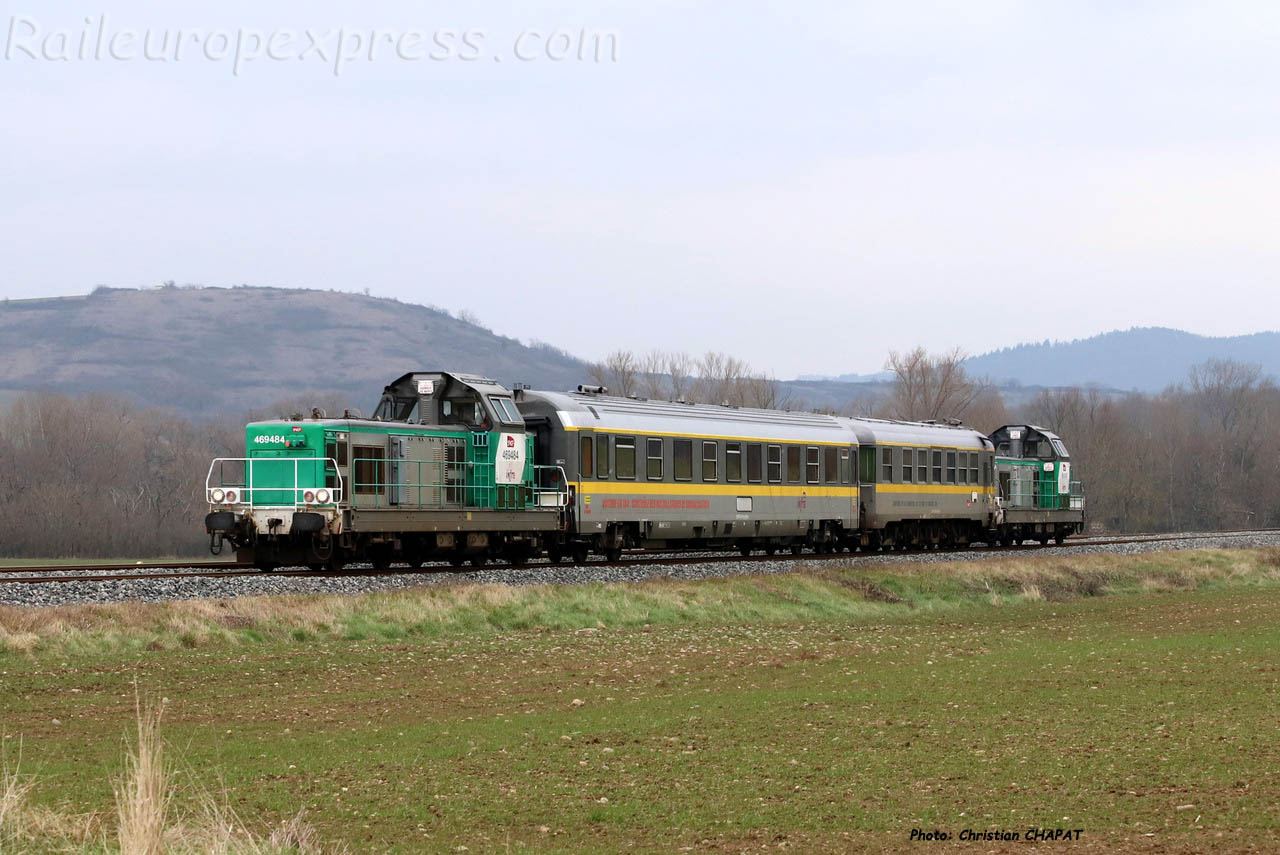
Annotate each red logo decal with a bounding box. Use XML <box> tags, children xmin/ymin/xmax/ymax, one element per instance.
<box><xmin>292</xmin><ymin>426</ymin><xmax>303</xmax><ymax>432</ymax></box>
<box><xmin>506</xmin><ymin>436</ymin><xmax>515</xmax><ymax>448</ymax></box>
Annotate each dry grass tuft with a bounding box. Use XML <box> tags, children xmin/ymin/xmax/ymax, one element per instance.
<box><xmin>2</xmin><ymin>703</ymin><xmax>338</xmax><ymax>855</ymax></box>
<box><xmin>115</xmin><ymin>701</ymin><xmax>169</xmax><ymax>855</ymax></box>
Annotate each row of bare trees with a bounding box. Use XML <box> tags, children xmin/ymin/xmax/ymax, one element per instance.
<box><xmin>0</xmin><ymin>395</ymin><xmax>243</xmax><ymax>557</ymax></box>
<box><xmin>587</xmin><ymin>350</ymin><xmax>791</xmax><ymax>410</ymax></box>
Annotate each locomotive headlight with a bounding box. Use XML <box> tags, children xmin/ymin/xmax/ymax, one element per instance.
<box><xmin>303</xmin><ymin>490</ymin><xmax>316</xmax><ymax>504</ymax></box>
<box><xmin>224</xmin><ymin>490</ymin><xmax>238</xmax><ymax>504</ymax></box>
<box><xmin>211</xmin><ymin>488</ymin><xmax>225</xmax><ymax>503</ymax></box>
<box><xmin>315</xmin><ymin>488</ymin><xmax>331</xmax><ymax>503</ymax></box>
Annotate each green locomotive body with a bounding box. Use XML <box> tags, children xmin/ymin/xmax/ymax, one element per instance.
<box><xmin>204</xmin><ymin>372</ymin><xmax>566</xmax><ymax>570</ymax></box>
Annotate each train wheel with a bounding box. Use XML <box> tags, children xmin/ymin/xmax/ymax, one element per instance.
<box><xmin>790</xmin><ymin>542</ymin><xmax>803</xmax><ymax>556</ymax></box>
<box><xmin>605</xmin><ymin>547</ymin><xmax>623</xmax><ymax>562</ymax></box>
<box><xmin>765</xmin><ymin>544</ymin><xmax>777</xmax><ymax>556</ymax></box>
<box><xmin>738</xmin><ymin>542</ymin><xmax>752</xmax><ymax>557</ymax></box>
<box><xmin>469</xmin><ymin>555</ymin><xmax>488</xmax><ymax>567</ymax></box>
<box><xmin>547</xmin><ymin>545</ymin><xmax>563</xmax><ymax>563</ymax></box>
<box><xmin>572</xmin><ymin>544</ymin><xmax>590</xmax><ymax>564</ymax></box>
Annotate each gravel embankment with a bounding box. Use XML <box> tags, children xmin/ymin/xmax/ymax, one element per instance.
<box><xmin>2</xmin><ymin>531</ymin><xmax>1278</xmax><ymax>608</ymax></box>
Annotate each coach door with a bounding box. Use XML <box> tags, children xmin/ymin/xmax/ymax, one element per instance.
<box><xmin>576</xmin><ymin>430</ymin><xmax>600</xmax><ymax>529</ymax></box>
<box><xmin>858</xmin><ymin>445</ymin><xmax>876</xmax><ymax>524</ymax></box>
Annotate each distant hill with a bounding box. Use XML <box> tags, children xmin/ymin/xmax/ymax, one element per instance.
<box><xmin>964</xmin><ymin>328</ymin><xmax>1280</xmax><ymax>391</ymax></box>
<box><xmin>799</xmin><ymin>328</ymin><xmax>1280</xmax><ymax>394</ymax></box>
<box><xmin>0</xmin><ymin>286</ymin><xmax>589</xmax><ymax>417</ymax></box>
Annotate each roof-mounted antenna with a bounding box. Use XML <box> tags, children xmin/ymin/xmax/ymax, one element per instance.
<box><xmin>578</xmin><ymin>384</ymin><xmax>607</xmax><ymax>395</ymax></box>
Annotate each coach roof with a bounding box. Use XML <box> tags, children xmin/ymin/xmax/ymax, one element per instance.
<box><xmin>522</xmin><ymin>390</ymin><xmax>855</xmax><ymax>445</ymax></box>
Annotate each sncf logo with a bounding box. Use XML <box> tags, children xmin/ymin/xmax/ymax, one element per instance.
<box><xmin>506</xmin><ymin>436</ymin><xmax>515</xmax><ymax>448</ymax></box>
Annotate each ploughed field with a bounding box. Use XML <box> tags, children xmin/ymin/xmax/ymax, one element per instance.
<box><xmin>2</xmin><ymin>550</ymin><xmax>1279</xmax><ymax>853</ymax></box>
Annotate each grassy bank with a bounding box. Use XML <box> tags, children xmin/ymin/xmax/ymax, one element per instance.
<box><xmin>2</xmin><ymin>547</ymin><xmax>1278</xmax><ymax>658</ymax></box>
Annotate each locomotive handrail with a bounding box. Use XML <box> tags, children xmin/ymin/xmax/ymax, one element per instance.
<box><xmin>345</xmin><ymin>456</ymin><xmax>568</xmax><ymax>510</ymax></box>
<box><xmin>205</xmin><ymin>457</ymin><xmax>344</xmax><ymax>509</ymax></box>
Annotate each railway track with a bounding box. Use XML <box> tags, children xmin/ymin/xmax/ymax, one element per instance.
<box><xmin>2</xmin><ymin>528</ymin><xmax>1276</xmax><ymax>586</ymax></box>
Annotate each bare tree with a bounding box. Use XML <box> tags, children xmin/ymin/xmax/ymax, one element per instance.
<box><xmin>587</xmin><ymin>350</ymin><xmax>639</xmax><ymax>397</ymax></box>
<box><xmin>665</xmin><ymin>351</ymin><xmax>694</xmax><ymax>402</ymax></box>
<box><xmin>884</xmin><ymin>346</ymin><xmax>984</xmax><ymax>422</ymax></box>
<box><xmin>637</xmin><ymin>349</ymin><xmax>668</xmax><ymax>399</ymax></box>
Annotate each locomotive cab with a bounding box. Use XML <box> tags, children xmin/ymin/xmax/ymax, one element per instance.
<box><xmin>989</xmin><ymin>424</ymin><xmax>1085</xmax><ymax>544</ymax></box>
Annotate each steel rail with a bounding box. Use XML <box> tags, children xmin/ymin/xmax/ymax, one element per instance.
<box><xmin>1</xmin><ymin>529</ymin><xmax>1276</xmax><ymax>586</ymax></box>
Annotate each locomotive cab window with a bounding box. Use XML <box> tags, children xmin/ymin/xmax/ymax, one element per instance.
<box><xmin>674</xmin><ymin>439</ymin><xmax>693</xmax><ymax>481</ymax></box>
<box><xmin>767</xmin><ymin>445</ymin><xmax>782</xmax><ymax>483</ymax></box>
<box><xmin>580</xmin><ymin>436</ymin><xmax>593</xmax><ymax>478</ymax></box>
<box><xmin>647</xmin><ymin>438</ymin><xmax>663</xmax><ymax>480</ymax></box>
<box><xmin>726</xmin><ymin>442</ymin><xmax>742</xmax><ymax>482</ymax></box>
<box><xmin>440</xmin><ymin>397</ymin><xmax>485</xmax><ymax>428</ymax></box>
<box><xmin>702</xmin><ymin>441</ymin><xmax>717</xmax><ymax>482</ymax></box>
<box><xmin>616</xmin><ymin>437</ymin><xmax>636</xmax><ymax>479</ymax></box>
<box><xmin>487</xmin><ymin>396</ymin><xmax>523</xmax><ymax>426</ymax></box>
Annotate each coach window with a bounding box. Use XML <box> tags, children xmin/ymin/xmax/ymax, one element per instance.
<box><xmin>580</xmin><ymin>436</ymin><xmax>593</xmax><ymax>479</ymax></box>
<box><xmin>597</xmin><ymin>435</ymin><xmax>610</xmax><ymax>479</ymax></box>
<box><xmin>983</xmin><ymin>456</ymin><xmax>992</xmax><ymax>486</ymax></box>
<box><xmin>786</xmin><ymin>446</ymin><xmax>802</xmax><ymax>482</ymax></box>
<box><xmin>767</xmin><ymin>445</ymin><xmax>783</xmax><ymax>483</ymax></box>
<box><xmin>702</xmin><ymin>441</ymin><xmax>718</xmax><ymax>482</ymax></box>
<box><xmin>726</xmin><ymin>443</ymin><xmax>742</xmax><ymax>482</ymax></box>
<box><xmin>969</xmin><ymin>454</ymin><xmax>979</xmax><ymax>485</ymax></box>
<box><xmin>932</xmin><ymin>450</ymin><xmax>943</xmax><ymax>483</ymax></box>
<box><xmin>804</xmin><ymin>447</ymin><xmax>818</xmax><ymax>484</ymax></box>
<box><xmin>616</xmin><ymin>437</ymin><xmax>636</xmax><ymax>479</ymax></box>
<box><xmin>901</xmin><ymin>447</ymin><xmax>913</xmax><ymax>483</ymax></box>
<box><xmin>747</xmin><ymin>444</ymin><xmax>763</xmax><ymax>483</ymax></box>
<box><xmin>647</xmin><ymin>438</ymin><xmax>664</xmax><ymax>480</ymax></box>
<box><xmin>917</xmin><ymin>450</ymin><xmax>928</xmax><ymax>483</ymax></box>
<box><xmin>859</xmin><ymin>447</ymin><xmax>875</xmax><ymax>484</ymax></box>
<box><xmin>946</xmin><ymin>451</ymin><xmax>957</xmax><ymax>484</ymax></box>
<box><xmin>824</xmin><ymin>447</ymin><xmax>838</xmax><ymax>484</ymax></box>
<box><xmin>958</xmin><ymin>451</ymin><xmax>968</xmax><ymax>485</ymax></box>
<box><xmin>881</xmin><ymin>447</ymin><xmax>894</xmax><ymax>483</ymax></box>
<box><xmin>674</xmin><ymin>439</ymin><xmax>693</xmax><ymax>481</ymax></box>
<box><xmin>840</xmin><ymin>448</ymin><xmax>851</xmax><ymax>484</ymax></box>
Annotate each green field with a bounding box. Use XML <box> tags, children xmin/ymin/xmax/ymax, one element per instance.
<box><xmin>2</xmin><ymin>550</ymin><xmax>1279</xmax><ymax>853</ymax></box>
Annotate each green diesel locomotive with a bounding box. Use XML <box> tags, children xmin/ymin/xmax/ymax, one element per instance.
<box><xmin>204</xmin><ymin>371</ymin><xmax>567</xmax><ymax>570</ymax></box>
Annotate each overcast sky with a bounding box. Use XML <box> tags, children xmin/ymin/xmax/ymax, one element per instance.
<box><xmin>3</xmin><ymin>1</ymin><xmax>1279</xmax><ymax>378</ymax></box>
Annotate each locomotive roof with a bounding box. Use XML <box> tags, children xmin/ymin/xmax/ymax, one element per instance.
<box><xmin>522</xmin><ymin>390</ymin><xmax>851</xmax><ymax>444</ymax></box>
